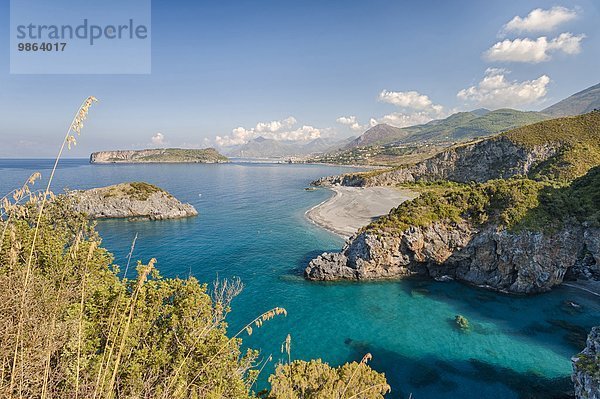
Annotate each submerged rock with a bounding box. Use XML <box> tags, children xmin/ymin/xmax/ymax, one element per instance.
<box><xmin>455</xmin><ymin>315</ymin><xmax>470</xmax><ymax>330</ymax></box>
<box><xmin>572</xmin><ymin>327</ymin><xmax>600</xmax><ymax>399</ymax></box>
<box><xmin>70</xmin><ymin>182</ymin><xmax>198</xmax><ymax>220</ymax></box>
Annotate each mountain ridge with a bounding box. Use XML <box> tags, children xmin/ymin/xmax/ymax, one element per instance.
<box><xmin>223</xmin><ymin>136</ymin><xmax>353</xmax><ymax>158</ymax></box>
<box><xmin>342</xmin><ymin>109</ymin><xmax>549</xmax><ymax>150</ymax></box>
<box><xmin>542</xmin><ymin>82</ymin><xmax>600</xmax><ymax>117</ymax></box>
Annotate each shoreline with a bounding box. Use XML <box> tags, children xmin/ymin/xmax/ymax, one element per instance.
<box><xmin>305</xmin><ymin>186</ymin><xmax>418</xmax><ymax>238</ymax></box>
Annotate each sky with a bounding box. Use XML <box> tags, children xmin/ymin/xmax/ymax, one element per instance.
<box><xmin>0</xmin><ymin>0</ymin><xmax>598</xmax><ymax>157</ymax></box>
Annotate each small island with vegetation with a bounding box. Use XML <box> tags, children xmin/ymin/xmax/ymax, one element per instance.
<box><xmin>70</xmin><ymin>182</ymin><xmax>198</xmax><ymax>220</ymax></box>
<box><xmin>90</xmin><ymin>148</ymin><xmax>229</xmax><ymax>164</ymax></box>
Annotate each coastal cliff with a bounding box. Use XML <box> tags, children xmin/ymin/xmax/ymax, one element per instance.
<box><xmin>306</xmin><ymin>222</ymin><xmax>598</xmax><ymax>293</ymax></box>
<box><xmin>306</xmin><ymin>165</ymin><xmax>600</xmax><ymax>293</ymax></box>
<box><xmin>90</xmin><ymin>148</ymin><xmax>228</xmax><ymax>164</ymax></box>
<box><xmin>573</xmin><ymin>327</ymin><xmax>600</xmax><ymax>399</ymax></box>
<box><xmin>314</xmin><ymin>137</ymin><xmax>558</xmax><ymax>187</ymax></box>
<box><xmin>314</xmin><ymin>111</ymin><xmax>600</xmax><ymax>187</ymax></box>
<box><xmin>71</xmin><ymin>182</ymin><xmax>198</xmax><ymax>220</ymax></box>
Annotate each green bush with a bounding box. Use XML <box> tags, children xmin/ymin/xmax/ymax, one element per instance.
<box><xmin>268</xmin><ymin>359</ymin><xmax>390</xmax><ymax>399</ymax></box>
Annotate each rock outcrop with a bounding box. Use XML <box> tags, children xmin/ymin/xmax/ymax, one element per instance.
<box><xmin>305</xmin><ymin>223</ymin><xmax>599</xmax><ymax>294</ymax></box>
<box><xmin>314</xmin><ymin>137</ymin><xmax>557</xmax><ymax>187</ymax></box>
<box><xmin>572</xmin><ymin>327</ymin><xmax>600</xmax><ymax>399</ymax></box>
<box><xmin>71</xmin><ymin>182</ymin><xmax>197</xmax><ymax>220</ymax></box>
<box><xmin>90</xmin><ymin>148</ymin><xmax>228</xmax><ymax>164</ymax></box>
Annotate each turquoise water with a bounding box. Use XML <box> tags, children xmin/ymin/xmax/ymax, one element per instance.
<box><xmin>1</xmin><ymin>159</ymin><xmax>598</xmax><ymax>398</ymax></box>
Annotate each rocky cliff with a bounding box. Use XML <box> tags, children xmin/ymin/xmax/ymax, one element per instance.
<box><xmin>71</xmin><ymin>182</ymin><xmax>198</xmax><ymax>220</ymax></box>
<box><xmin>314</xmin><ymin>137</ymin><xmax>557</xmax><ymax>187</ymax></box>
<box><xmin>90</xmin><ymin>148</ymin><xmax>228</xmax><ymax>164</ymax></box>
<box><xmin>306</xmin><ymin>222</ymin><xmax>599</xmax><ymax>293</ymax></box>
<box><xmin>572</xmin><ymin>327</ymin><xmax>600</xmax><ymax>399</ymax></box>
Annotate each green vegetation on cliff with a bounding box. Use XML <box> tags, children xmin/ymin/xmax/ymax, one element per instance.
<box><xmin>366</xmin><ymin>165</ymin><xmax>600</xmax><ymax>236</ymax></box>
<box><xmin>102</xmin><ymin>182</ymin><xmax>166</xmax><ymax>201</ymax></box>
<box><xmin>138</xmin><ymin>148</ymin><xmax>229</xmax><ymax>163</ymax></box>
<box><xmin>503</xmin><ymin>111</ymin><xmax>600</xmax><ymax>181</ymax></box>
<box><xmin>366</xmin><ymin>178</ymin><xmax>545</xmax><ymax>235</ymax></box>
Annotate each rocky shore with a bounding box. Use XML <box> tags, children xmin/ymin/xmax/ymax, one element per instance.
<box><xmin>305</xmin><ymin>222</ymin><xmax>600</xmax><ymax>294</ymax></box>
<box><xmin>70</xmin><ymin>182</ymin><xmax>198</xmax><ymax>220</ymax></box>
<box><xmin>573</xmin><ymin>327</ymin><xmax>600</xmax><ymax>399</ymax></box>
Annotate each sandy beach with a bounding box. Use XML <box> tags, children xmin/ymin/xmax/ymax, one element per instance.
<box><xmin>306</xmin><ymin>186</ymin><xmax>418</xmax><ymax>238</ymax></box>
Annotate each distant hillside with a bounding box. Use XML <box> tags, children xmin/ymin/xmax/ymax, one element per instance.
<box><xmin>543</xmin><ymin>82</ymin><xmax>600</xmax><ymax>117</ymax></box>
<box><xmin>90</xmin><ymin>148</ymin><xmax>228</xmax><ymax>164</ymax></box>
<box><xmin>343</xmin><ymin>109</ymin><xmax>548</xmax><ymax>149</ymax></box>
<box><xmin>315</xmin><ymin>111</ymin><xmax>600</xmax><ymax>186</ymax></box>
<box><xmin>224</xmin><ymin>136</ymin><xmax>353</xmax><ymax>158</ymax></box>
<box><xmin>343</xmin><ymin>124</ymin><xmax>407</xmax><ymax>149</ymax></box>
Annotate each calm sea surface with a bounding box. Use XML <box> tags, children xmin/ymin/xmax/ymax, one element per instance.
<box><xmin>0</xmin><ymin>159</ymin><xmax>598</xmax><ymax>398</ymax></box>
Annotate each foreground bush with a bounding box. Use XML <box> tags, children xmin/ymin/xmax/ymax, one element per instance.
<box><xmin>0</xmin><ymin>197</ymin><xmax>388</xmax><ymax>398</ymax></box>
<box><xmin>268</xmin><ymin>359</ymin><xmax>390</xmax><ymax>399</ymax></box>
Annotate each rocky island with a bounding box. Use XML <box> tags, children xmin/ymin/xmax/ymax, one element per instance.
<box><xmin>90</xmin><ymin>148</ymin><xmax>228</xmax><ymax>164</ymax></box>
<box><xmin>306</xmin><ymin>111</ymin><xmax>600</xmax><ymax>294</ymax></box>
<box><xmin>70</xmin><ymin>182</ymin><xmax>198</xmax><ymax>220</ymax></box>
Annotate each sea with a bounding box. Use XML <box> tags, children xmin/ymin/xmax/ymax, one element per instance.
<box><xmin>0</xmin><ymin>158</ymin><xmax>598</xmax><ymax>398</ymax></box>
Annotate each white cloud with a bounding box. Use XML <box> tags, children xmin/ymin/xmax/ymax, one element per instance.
<box><xmin>502</xmin><ymin>6</ymin><xmax>578</xmax><ymax>34</ymax></box>
<box><xmin>215</xmin><ymin>117</ymin><xmax>322</xmax><ymax>146</ymax></box>
<box><xmin>374</xmin><ymin>89</ymin><xmax>446</xmax><ymax>127</ymax></box>
<box><xmin>376</xmin><ymin>112</ymin><xmax>441</xmax><ymax>128</ymax></box>
<box><xmin>337</xmin><ymin>90</ymin><xmax>448</xmax><ymax>131</ymax></box>
<box><xmin>457</xmin><ymin>68</ymin><xmax>550</xmax><ymax>109</ymax></box>
<box><xmin>336</xmin><ymin>116</ymin><xmax>365</xmax><ymax>131</ymax></box>
<box><xmin>485</xmin><ymin>33</ymin><xmax>585</xmax><ymax>63</ymax></box>
<box><xmin>255</xmin><ymin>116</ymin><xmax>297</xmax><ymax>133</ymax></box>
<box><xmin>151</xmin><ymin>132</ymin><xmax>165</xmax><ymax>146</ymax></box>
<box><xmin>378</xmin><ymin>90</ymin><xmax>443</xmax><ymax>112</ymax></box>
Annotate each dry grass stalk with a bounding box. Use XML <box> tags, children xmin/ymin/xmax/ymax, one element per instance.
<box><xmin>339</xmin><ymin>353</ymin><xmax>373</xmax><ymax>399</ymax></box>
<box><xmin>75</xmin><ymin>241</ymin><xmax>97</xmax><ymax>399</ymax></box>
<box><xmin>186</xmin><ymin>307</ymin><xmax>287</xmax><ymax>390</ymax></box>
<box><xmin>10</xmin><ymin>96</ymin><xmax>97</xmax><ymax>396</ymax></box>
<box><xmin>248</xmin><ymin>354</ymin><xmax>272</xmax><ymax>390</ymax></box>
<box><xmin>106</xmin><ymin>260</ymin><xmax>155</xmax><ymax>398</ymax></box>
<box><xmin>161</xmin><ymin>277</ymin><xmax>245</xmax><ymax>398</ymax></box>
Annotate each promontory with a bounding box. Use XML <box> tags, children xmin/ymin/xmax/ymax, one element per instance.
<box><xmin>306</xmin><ymin>111</ymin><xmax>600</xmax><ymax>294</ymax></box>
<box><xmin>90</xmin><ymin>148</ymin><xmax>228</xmax><ymax>164</ymax></box>
<box><xmin>70</xmin><ymin>182</ymin><xmax>198</xmax><ymax>220</ymax></box>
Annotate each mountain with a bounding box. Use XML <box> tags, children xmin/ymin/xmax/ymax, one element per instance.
<box><xmin>343</xmin><ymin>109</ymin><xmax>548</xmax><ymax>149</ymax></box>
<box><xmin>90</xmin><ymin>148</ymin><xmax>228</xmax><ymax>164</ymax></box>
<box><xmin>542</xmin><ymin>82</ymin><xmax>600</xmax><ymax>117</ymax></box>
<box><xmin>343</xmin><ymin>124</ymin><xmax>406</xmax><ymax>149</ymax></box>
<box><xmin>224</xmin><ymin>136</ymin><xmax>353</xmax><ymax>158</ymax></box>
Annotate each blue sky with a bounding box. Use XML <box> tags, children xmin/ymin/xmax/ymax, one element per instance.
<box><xmin>0</xmin><ymin>0</ymin><xmax>598</xmax><ymax>157</ymax></box>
